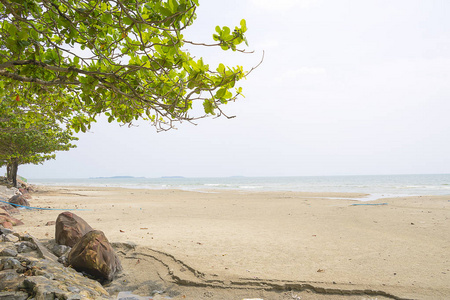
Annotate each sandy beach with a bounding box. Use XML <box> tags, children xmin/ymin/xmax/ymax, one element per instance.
<box><xmin>16</xmin><ymin>186</ymin><xmax>450</xmax><ymax>299</ymax></box>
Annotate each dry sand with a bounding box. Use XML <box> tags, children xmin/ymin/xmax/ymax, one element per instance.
<box><xmin>16</xmin><ymin>186</ymin><xmax>450</xmax><ymax>299</ymax></box>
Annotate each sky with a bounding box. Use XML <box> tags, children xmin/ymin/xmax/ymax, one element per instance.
<box><xmin>7</xmin><ymin>0</ymin><xmax>450</xmax><ymax>179</ymax></box>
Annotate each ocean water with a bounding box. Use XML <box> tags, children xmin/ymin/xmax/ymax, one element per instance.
<box><xmin>29</xmin><ymin>174</ymin><xmax>450</xmax><ymax>200</ymax></box>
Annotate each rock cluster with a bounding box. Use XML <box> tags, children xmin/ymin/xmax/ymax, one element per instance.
<box><xmin>0</xmin><ymin>226</ymin><xmax>111</xmax><ymax>299</ymax></box>
<box><xmin>0</xmin><ymin>183</ymin><xmax>127</xmax><ymax>299</ymax></box>
<box><xmin>0</xmin><ymin>181</ymin><xmax>31</xmax><ymax>228</ymax></box>
<box><xmin>55</xmin><ymin>212</ymin><xmax>123</xmax><ymax>283</ymax></box>
<box><xmin>0</xmin><ymin>207</ymin><xmax>23</xmax><ymax>229</ymax></box>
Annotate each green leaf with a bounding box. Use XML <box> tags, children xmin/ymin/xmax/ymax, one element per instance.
<box><xmin>216</xmin><ymin>88</ymin><xmax>226</xmax><ymax>98</ymax></box>
<box><xmin>123</xmin><ymin>17</ymin><xmax>134</xmax><ymax>25</ymax></box>
<box><xmin>217</xmin><ymin>63</ymin><xmax>225</xmax><ymax>73</ymax></box>
<box><xmin>222</xmin><ymin>26</ymin><xmax>230</xmax><ymax>36</ymax></box>
<box><xmin>17</xmin><ymin>30</ymin><xmax>29</xmax><ymax>40</ymax></box>
<box><xmin>240</xmin><ymin>19</ymin><xmax>247</xmax><ymax>32</ymax></box>
<box><xmin>203</xmin><ymin>100</ymin><xmax>215</xmax><ymax>115</ymax></box>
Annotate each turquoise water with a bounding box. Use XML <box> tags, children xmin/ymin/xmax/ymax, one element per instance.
<box><xmin>29</xmin><ymin>174</ymin><xmax>450</xmax><ymax>199</ymax></box>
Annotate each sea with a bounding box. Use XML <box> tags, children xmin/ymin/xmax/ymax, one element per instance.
<box><xmin>29</xmin><ymin>174</ymin><xmax>450</xmax><ymax>201</ymax></box>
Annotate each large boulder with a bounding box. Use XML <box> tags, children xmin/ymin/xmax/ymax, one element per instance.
<box><xmin>68</xmin><ymin>230</ymin><xmax>122</xmax><ymax>283</ymax></box>
<box><xmin>8</xmin><ymin>194</ymin><xmax>30</xmax><ymax>207</ymax></box>
<box><xmin>55</xmin><ymin>212</ymin><xmax>94</xmax><ymax>247</ymax></box>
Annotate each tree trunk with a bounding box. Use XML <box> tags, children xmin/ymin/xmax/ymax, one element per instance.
<box><xmin>6</xmin><ymin>164</ymin><xmax>11</xmax><ymax>181</ymax></box>
<box><xmin>10</xmin><ymin>159</ymin><xmax>19</xmax><ymax>187</ymax></box>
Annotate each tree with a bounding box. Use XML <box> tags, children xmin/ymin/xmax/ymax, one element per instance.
<box><xmin>0</xmin><ymin>98</ymin><xmax>77</xmax><ymax>187</ymax></box>
<box><xmin>0</xmin><ymin>0</ymin><xmax>256</xmax><ymax>132</ymax></box>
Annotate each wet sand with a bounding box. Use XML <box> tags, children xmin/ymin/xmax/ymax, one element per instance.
<box><xmin>17</xmin><ymin>186</ymin><xmax>450</xmax><ymax>299</ymax></box>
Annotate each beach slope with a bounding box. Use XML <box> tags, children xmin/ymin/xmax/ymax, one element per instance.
<box><xmin>17</xmin><ymin>187</ymin><xmax>450</xmax><ymax>299</ymax></box>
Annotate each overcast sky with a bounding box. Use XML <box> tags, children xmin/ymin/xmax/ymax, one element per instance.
<box><xmin>8</xmin><ymin>0</ymin><xmax>450</xmax><ymax>179</ymax></box>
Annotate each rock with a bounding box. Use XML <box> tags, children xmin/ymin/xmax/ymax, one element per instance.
<box><xmin>0</xmin><ymin>203</ymin><xmax>20</xmax><ymax>214</ymax></box>
<box><xmin>8</xmin><ymin>194</ymin><xmax>30</xmax><ymax>207</ymax></box>
<box><xmin>26</xmin><ymin>235</ymin><xmax>58</xmax><ymax>262</ymax></box>
<box><xmin>111</xmin><ymin>241</ymin><xmax>137</xmax><ymax>251</ymax></box>
<box><xmin>0</xmin><ymin>217</ymin><xmax>23</xmax><ymax>227</ymax></box>
<box><xmin>52</xmin><ymin>244</ymin><xmax>71</xmax><ymax>257</ymax></box>
<box><xmin>1</xmin><ymin>221</ymin><xmax>13</xmax><ymax>229</ymax></box>
<box><xmin>0</xmin><ymin>291</ymin><xmax>29</xmax><ymax>300</ymax></box>
<box><xmin>117</xmin><ymin>291</ymin><xmax>153</xmax><ymax>300</ymax></box>
<box><xmin>55</xmin><ymin>212</ymin><xmax>94</xmax><ymax>247</ymax></box>
<box><xmin>18</xmin><ymin>188</ymin><xmax>32</xmax><ymax>200</ymax></box>
<box><xmin>16</xmin><ymin>241</ymin><xmax>37</xmax><ymax>253</ymax></box>
<box><xmin>11</xmin><ymin>217</ymin><xmax>24</xmax><ymax>226</ymax></box>
<box><xmin>68</xmin><ymin>230</ymin><xmax>122</xmax><ymax>283</ymax></box>
<box><xmin>0</xmin><ymin>207</ymin><xmax>10</xmax><ymax>216</ymax></box>
<box><xmin>19</xmin><ymin>193</ymin><xmax>32</xmax><ymax>200</ymax></box>
<box><xmin>0</xmin><ymin>269</ymin><xmax>25</xmax><ymax>290</ymax></box>
<box><xmin>22</xmin><ymin>262</ymin><xmax>110</xmax><ymax>299</ymax></box>
<box><xmin>17</xmin><ymin>256</ymin><xmax>35</xmax><ymax>268</ymax></box>
<box><xmin>24</xmin><ymin>276</ymin><xmax>79</xmax><ymax>299</ymax></box>
<box><xmin>46</xmin><ymin>220</ymin><xmax>56</xmax><ymax>226</ymax></box>
<box><xmin>1</xmin><ymin>257</ymin><xmax>21</xmax><ymax>269</ymax></box>
<box><xmin>0</xmin><ymin>247</ymin><xmax>18</xmax><ymax>257</ymax></box>
<box><xmin>3</xmin><ymin>233</ymin><xmax>19</xmax><ymax>243</ymax></box>
<box><xmin>27</xmin><ymin>185</ymin><xmax>36</xmax><ymax>193</ymax></box>
<box><xmin>0</xmin><ymin>226</ymin><xmax>112</xmax><ymax>299</ymax></box>
<box><xmin>67</xmin><ymin>286</ymin><xmax>81</xmax><ymax>293</ymax></box>
<box><xmin>0</xmin><ymin>226</ymin><xmax>14</xmax><ymax>235</ymax></box>
<box><xmin>0</xmin><ymin>208</ymin><xmax>24</xmax><ymax>227</ymax></box>
<box><xmin>58</xmin><ymin>255</ymin><xmax>69</xmax><ymax>266</ymax></box>
<box><xmin>34</xmin><ymin>268</ymin><xmax>55</xmax><ymax>280</ymax></box>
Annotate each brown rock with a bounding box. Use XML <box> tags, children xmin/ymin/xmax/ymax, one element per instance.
<box><xmin>68</xmin><ymin>230</ymin><xmax>122</xmax><ymax>283</ymax></box>
<box><xmin>8</xmin><ymin>195</ymin><xmax>30</xmax><ymax>207</ymax></box>
<box><xmin>26</xmin><ymin>185</ymin><xmax>36</xmax><ymax>193</ymax></box>
<box><xmin>46</xmin><ymin>221</ymin><xmax>56</xmax><ymax>226</ymax></box>
<box><xmin>55</xmin><ymin>212</ymin><xmax>94</xmax><ymax>247</ymax></box>
<box><xmin>0</xmin><ymin>209</ymin><xmax>23</xmax><ymax>227</ymax></box>
<box><xmin>0</xmin><ymin>204</ymin><xmax>20</xmax><ymax>214</ymax></box>
<box><xmin>12</xmin><ymin>218</ymin><xmax>23</xmax><ymax>226</ymax></box>
<box><xmin>0</xmin><ymin>208</ymin><xmax>9</xmax><ymax>217</ymax></box>
<box><xmin>21</xmin><ymin>194</ymin><xmax>32</xmax><ymax>200</ymax></box>
<box><xmin>18</xmin><ymin>188</ymin><xmax>32</xmax><ymax>199</ymax></box>
<box><xmin>1</xmin><ymin>221</ymin><xmax>13</xmax><ymax>230</ymax></box>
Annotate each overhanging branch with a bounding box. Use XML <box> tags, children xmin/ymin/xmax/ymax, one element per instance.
<box><xmin>0</xmin><ymin>70</ymin><xmax>80</xmax><ymax>86</ymax></box>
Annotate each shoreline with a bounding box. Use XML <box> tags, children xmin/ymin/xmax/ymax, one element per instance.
<box><xmin>13</xmin><ymin>186</ymin><xmax>450</xmax><ymax>299</ymax></box>
<box><xmin>27</xmin><ymin>173</ymin><xmax>450</xmax><ymax>198</ymax></box>
<box><xmin>27</xmin><ymin>182</ymin><xmax>443</xmax><ymax>203</ymax></box>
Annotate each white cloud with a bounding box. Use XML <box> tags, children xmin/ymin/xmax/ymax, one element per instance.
<box><xmin>250</xmin><ymin>0</ymin><xmax>317</xmax><ymax>11</ymax></box>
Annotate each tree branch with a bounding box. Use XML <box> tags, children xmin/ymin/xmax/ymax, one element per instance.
<box><xmin>0</xmin><ymin>70</ymin><xmax>80</xmax><ymax>86</ymax></box>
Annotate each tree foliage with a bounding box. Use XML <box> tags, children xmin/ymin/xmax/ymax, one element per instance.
<box><xmin>0</xmin><ymin>0</ymin><xmax>253</xmax><ymax>132</ymax></box>
<box><xmin>0</xmin><ymin>98</ymin><xmax>77</xmax><ymax>186</ymax></box>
